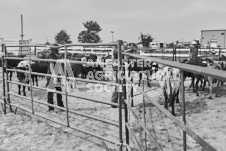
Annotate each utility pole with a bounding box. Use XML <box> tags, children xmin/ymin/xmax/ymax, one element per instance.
<box><xmin>20</xmin><ymin>14</ymin><xmax>24</xmax><ymax>40</ymax></box>
<box><xmin>19</xmin><ymin>14</ymin><xmax>24</xmax><ymax>56</ymax></box>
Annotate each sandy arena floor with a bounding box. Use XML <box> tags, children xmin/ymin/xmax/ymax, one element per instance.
<box><xmin>0</xmin><ymin>69</ymin><xmax>226</xmax><ymax>151</ymax></box>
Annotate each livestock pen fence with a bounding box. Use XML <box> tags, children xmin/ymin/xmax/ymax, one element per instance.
<box><xmin>120</xmin><ymin>50</ymin><xmax>226</xmax><ymax>151</ymax></box>
<box><xmin>1</xmin><ymin>41</ymin><xmax>226</xmax><ymax>151</ymax></box>
<box><xmin>141</xmin><ymin>47</ymin><xmax>226</xmax><ymax>62</ymax></box>
<box><xmin>0</xmin><ymin>42</ymin><xmax>126</xmax><ymax>151</ymax></box>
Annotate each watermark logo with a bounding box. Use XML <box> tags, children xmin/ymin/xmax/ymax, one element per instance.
<box><xmin>44</xmin><ymin>58</ymin><xmax>158</xmax><ymax>93</ymax></box>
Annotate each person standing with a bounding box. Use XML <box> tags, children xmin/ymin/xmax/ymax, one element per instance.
<box><xmin>46</xmin><ymin>44</ymin><xmax>64</xmax><ymax>111</ymax></box>
<box><xmin>110</xmin><ymin>41</ymin><xmax>135</xmax><ymax>108</ymax></box>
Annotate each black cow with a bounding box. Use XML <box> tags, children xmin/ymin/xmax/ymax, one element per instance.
<box><xmin>127</xmin><ymin>59</ymin><xmax>159</xmax><ymax>87</ymax></box>
<box><xmin>31</xmin><ymin>63</ymin><xmax>49</xmax><ymax>86</ymax></box>
<box><xmin>70</xmin><ymin>53</ymin><xmax>103</xmax><ymax>80</ymax></box>
<box><xmin>0</xmin><ymin>58</ymin><xmax>22</xmax><ymax>81</ymax></box>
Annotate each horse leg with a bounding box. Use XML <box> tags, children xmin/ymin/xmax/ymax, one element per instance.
<box><xmin>35</xmin><ymin>76</ymin><xmax>38</xmax><ymax>86</ymax></box>
<box><xmin>195</xmin><ymin>77</ymin><xmax>200</xmax><ymax>96</ymax></box>
<box><xmin>192</xmin><ymin>76</ymin><xmax>195</xmax><ymax>93</ymax></box>
<box><xmin>215</xmin><ymin>79</ymin><xmax>220</xmax><ymax>97</ymax></box>
<box><xmin>18</xmin><ymin>85</ymin><xmax>21</xmax><ymax>95</ymax></box>
<box><xmin>10</xmin><ymin>72</ymin><xmax>13</xmax><ymax>81</ymax></box>
<box><xmin>208</xmin><ymin>78</ymin><xmax>213</xmax><ymax>99</ymax></box>
<box><xmin>176</xmin><ymin>90</ymin><xmax>179</xmax><ymax>104</ymax></box>
<box><xmin>170</xmin><ymin>95</ymin><xmax>176</xmax><ymax>116</ymax></box>
<box><xmin>138</xmin><ymin>72</ymin><xmax>142</xmax><ymax>86</ymax></box>
<box><xmin>23</xmin><ymin>86</ymin><xmax>26</xmax><ymax>96</ymax></box>
<box><xmin>199</xmin><ymin>79</ymin><xmax>203</xmax><ymax>90</ymax></box>
<box><xmin>202</xmin><ymin>79</ymin><xmax>207</xmax><ymax>91</ymax></box>
<box><xmin>27</xmin><ymin>80</ymin><xmax>30</xmax><ymax>91</ymax></box>
<box><xmin>163</xmin><ymin>90</ymin><xmax>168</xmax><ymax>109</ymax></box>
<box><xmin>32</xmin><ymin>75</ymin><xmax>35</xmax><ymax>86</ymax></box>
<box><xmin>147</xmin><ymin>71</ymin><xmax>151</xmax><ymax>87</ymax></box>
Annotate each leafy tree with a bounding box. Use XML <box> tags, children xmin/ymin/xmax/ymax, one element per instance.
<box><xmin>55</xmin><ymin>30</ymin><xmax>72</xmax><ymax>44</ymax></box>
<box><xmin>78</xmin><ymin>20</ymin><xmax>102</xmax><ymax>43</ymax></box>
<box><xmin>138</xmin><ymin>33</ymin><xmax>154</xmax><ymax>47</ymax></box>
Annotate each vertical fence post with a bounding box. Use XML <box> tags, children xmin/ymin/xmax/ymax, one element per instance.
<box><xmin>172</xmin><ymin>48</ymin><xmax>175</xmax><ymax>61</ymax></box>
<box><xmin>218</xmin><ymin>47</ymin><xmax>221</xmax><ymax>60</ymax></box>
<box><xmin>64</xmin><ymin>46</ymin><xmax>70</xmax><ymax>127</ymax></box>
<box><xmin>4</xmin><ymin>46</ymin><xmax>12</xmax><ymax>112</ymax></box>
<box><xmin>34</xmin><ymin>46</ymin><xmax>37</xmax><ymax>56</ymax></box>
<box><xmin>181</xmin><ymin>70</ymin><xmax>187</xmax><ymax>151</ymax></box>
<box><xmin>1</xmin><ymin>44</ymin><xmax>6</xmax><ymax>114</ymax></box>
<box><xmin>142</xmin><ymin>77</ymin><xmax>147</xmax><ymax>150</ymax></box>
<box><xmin>28</xmin><ymin>45</ymin><xmax>34</xmax><ymax>114</ymax></box>
<box><xmin>122</xmin><ymin>44</ymin><xmax>129</xmax><ymax>150</ymax></box>
<box><xmin>117</xmin><ymin>40</ymin><xmax>123</xmax><ymax>151</ymax></box>
<box><xmin>179</xmin><ymin>47</ymin><xmax>181</xmax><ymax>62</ymax></box>
<box><xmin>175</xmin><ymin>47</ymin><xmax>177</xmax><ymax>62</ymax></box>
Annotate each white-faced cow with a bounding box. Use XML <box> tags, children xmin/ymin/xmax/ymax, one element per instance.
<box><xmin>159</xmin><ymin>66</ymin><xmax>181</xmax><ymax>116</ymax></box>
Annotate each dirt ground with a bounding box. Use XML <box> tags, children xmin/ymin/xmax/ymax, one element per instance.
<box><xmin>0</xmin><ymin>69</ymin><xmax>226</xmax><ymax>151</ymax></box>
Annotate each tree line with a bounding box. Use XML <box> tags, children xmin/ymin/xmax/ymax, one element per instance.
<box><xmin>54</xmin><ymin>20</ymin><xmax>154</xmax><ymax>47</ymax></box>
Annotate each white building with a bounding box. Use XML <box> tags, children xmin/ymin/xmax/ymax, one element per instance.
<box><xmin>201</xmin><ymin>29</ymin><xmax>226</xmax><ymax>48</ymax></box>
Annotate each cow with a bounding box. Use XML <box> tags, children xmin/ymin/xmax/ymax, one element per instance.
<box><xmin>0</xmin><ymin>53</ymin><xmax>26</xmax><ymax>81</ymax></box>
<box><xmin>213</xmin><ymin>60</ymin><xmax>226</xmax><ymax>86</ymax></box>
<box><xmin>159</xmin><ymin>66</ymin><xmax>181</xmax><ymax>116</ymax></box>
<box><xmin>16</xmin><ymin>60</ymin><xmax>35</xmax><ymax>96</ymax></box>
<box><xmin>112</xmin><ymin>46</ymin><xmax>159</xmax><ymax>87</ymax></box>
<box><xmin>30</xmin><ymin>62</ymin><xmax>49</xmax><ymax>86</ymax></box>
<box><xmin>127</xmin><ymin>59</ymin><xmax>159</xmax><ymax>87</ymax></box>
<box><xmin>70</xmin><ymin>53</ymin><xmax>103</xmax><ymax>80</ymax></box>
<box><xmin>201</xmin><ymin>60</ymin><xmax>223</xmax><ymax>99</ymax></box>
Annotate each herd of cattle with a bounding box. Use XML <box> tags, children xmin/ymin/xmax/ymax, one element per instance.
<box><xmin>0</xmin><ymin>49</ymin><xmax>226</xmax><ymax>116</ymax></box>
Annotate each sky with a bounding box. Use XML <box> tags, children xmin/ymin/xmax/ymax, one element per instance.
<box><xmin>1</xmin><ymin>0</ymin><xmax>226</xmax><ymax>44</ymax></box>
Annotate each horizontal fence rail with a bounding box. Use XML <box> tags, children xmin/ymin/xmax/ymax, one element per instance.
<box><xmin>6</xmin><ymin>80</ymin><xmax>119</xmax><ymax>108</ymax></box>
<box><xmin>4</xmin><ymin>57</ymin><xmax>118</xmax><ymax>67</ymax></box>
<box><xmin>6</xmin><ymin>68</ymin><xmax>118</xmax><ymax>87</ymax></box>
<box><xmin>123</xmin><ymin>52</ymin><xmax>226</xmax><ymax>80</ymax></box>
<box><xmin>65</xmin><ymin>43</ymin><xmax>117</xmax><ymax>47</ymax></box>
<box><xmin>3</xmin><ymin>44</ymin><xmax>48</xmax><ymax>47</ymax></box>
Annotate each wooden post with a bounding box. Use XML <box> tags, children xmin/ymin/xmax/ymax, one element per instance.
<box><xmin>1</xmin><ymin>44</ymin><xmax>7</xmax><ymax>114</ymax></box>
<box><xmin>64</xmin><ymin>46</ymin><xmax>70</xmax><ymax>127</ymax></box>
<box><xmin>28</xmin><ymin>45</ymin><xmax>34</xmax><ymax>114</ymax></box>
<box><xmin>4</xmin><ymin>46</ymin><xmax>12</xmax><ymax>112</ymax></box>
<box><xmin>117</xmin><ymin>40</ymin><xmax>123</xmax><ymax>151</ymax></box>
<box><xmin>181</xmin><ymin>70</ymin><xmax>187</xmax><ymax>151</ymax></box>
<box><xmin>218</xmin><ymin>47</ymin><xmax>221</xmax><ymax>60</ymax></box>
<box><xmin>143</xmin><ymin>78</ymin><xmax>147</xmax><ymax>150</ymax></box>
<box><xmin>122</xmin><ymin>44</ymin><xmax>129</xmax><ymax>150</ymax></box>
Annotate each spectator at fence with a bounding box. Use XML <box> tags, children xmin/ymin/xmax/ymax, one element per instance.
<box><xmin>46</xmin><ymin>44</ymin><xmax>64</xmax><ymax>111</ymax></box>
<box><xmin>111</xmin><ymin>41</ymin><xmax>124</xmax><ymax>108</ymax></box>
<box><xmin>111</xmin><ymin>41</ymin><xmax>135</xmax><ymax>108</ymax></box>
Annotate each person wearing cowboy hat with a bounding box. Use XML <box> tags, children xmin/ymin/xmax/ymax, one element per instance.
<box><xmin>186</xmin><ymin>40</ymin><xmax>200</xmax><ymax>63</ymax></box>
<box><xmin>46</xmin><ymin>44</ymin><xmax>64</xmax><ymax>111</ymax></box>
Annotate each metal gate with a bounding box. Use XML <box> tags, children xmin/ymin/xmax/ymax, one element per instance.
<box><xmin>1</xmin><ymin>42</ymin><xmax>126</xmax><ymax>151</ymax></box>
